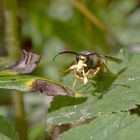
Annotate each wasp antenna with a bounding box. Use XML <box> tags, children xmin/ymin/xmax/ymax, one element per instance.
<box><xmin>53</xmin><ymin>51</ymin><xmax>78</xmax><ymax>61</ymax></box>
<box><xmin>105</xmin><ymin>56</ymin><xmax>123</xmax><ymax>64</ymax></box>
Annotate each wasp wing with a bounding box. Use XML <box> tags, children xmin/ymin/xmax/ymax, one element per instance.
<box><xmin>105</xmin><ymin>56</ymin><xmax>122</xmax><ymax>64</ymax></box>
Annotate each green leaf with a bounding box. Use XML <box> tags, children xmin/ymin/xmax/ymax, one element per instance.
<box><xmin>0</xmin><ymin>115</ymin><xmax>19</xmax><ymax>140</ymax></box>
<box><xmin>0</xmin><ymin>75</ymin><xmax>39</xmax><ymax>92</ymax></box>
<box><xmin>0</xmin><ymin>75</ymin><xmax>80</xmax><ymax>97</ymax></box>
<box><xmin>47</xmin><ymin>53</ymin><xmax>140</xmax><ymax>125</ymax></box>
<box><xmin>28</xmin><ymin>122</ymin><xmax>46</xmax><ymax>140</ymax></box>
<box><xmin>58</xmin><ymin>113</ymin><xmax>140</xmax><ymax>140</ymax></box>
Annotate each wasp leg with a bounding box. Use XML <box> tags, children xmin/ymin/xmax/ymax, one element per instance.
<box><xmin>83</xmin><ymin>76</ymin><xmax>88</xmax><ymax>84</ymax></box>
<box><xmin>74</xmin><ymin>71</ymin><xmax>88</xmax><ymax>85</ymax></box>
<box><xmin>93</xmin><ymin>67</ymin><xmax>100</xmax><ymax>76</ymax></box>
<box><xmin>83</xmin><ymin>67</ymin><xmax>100</xmax><ymax>79</ymax></box>
<box><xmin>74</xmin><ymin>71</ymin><xmax>84</xmax><ymax>80</ymax></box>
<box><xmin>84</xmin><ymin>69</ymin><xmax>93</xmax><ymax>77</ymax></box>
<box><xmin>72</xmin><ymin>78</ymin><xmax>77</xmax><ymax>89</ymax></box>
<box><xmin>64</xmin><ymin>68</ymin><xmax>71</xmax><ymax>73</ymax></box>
<box><xmin>82</xmin><ymin>70</ymin><xmax>88</xmax><ymax>84</ymax></box>
<box><xmin>64</xmin><ymin>64</ymin><xmax>77</xmax><ymax>73</ymax></box>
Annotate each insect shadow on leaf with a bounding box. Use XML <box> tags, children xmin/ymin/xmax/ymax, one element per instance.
<box><xmin>130</xmin><ymin>105</ymin><xmax>140</xmax><ymax>116</ymax></box>
<box><xmin>93</xmin><ymin>67</ymin><xmax>129</xmax><ymax>100</ymax></box>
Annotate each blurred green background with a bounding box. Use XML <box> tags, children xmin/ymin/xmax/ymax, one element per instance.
<box><xmin>0</xmin><ymin>0</ymin><xmax>140</xmax><ymax>140</ymax></box>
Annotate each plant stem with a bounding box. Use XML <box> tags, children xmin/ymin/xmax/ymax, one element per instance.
<box><xmin>3</xmin><ymin>0</ymin><xmax>19</xmax><ymax>60</ymax></box>
<box><xmin>3</xmin><ymin>0</ymin><xmax>28</xmax><ymax>140</ymax></box>
<box><xmin>70</xmin><ymin>0</ymin><xmax>124</xmax><ymax>50</ymax></box>
<box><xmin>70</xmin><ymin>0</ymin><xmax>108</xmax><ymax>33</ymax></box>
<box><xmin>12</xmin><ymin>93</ymin><xmax>28</xmax><ymax>140</ymax></box>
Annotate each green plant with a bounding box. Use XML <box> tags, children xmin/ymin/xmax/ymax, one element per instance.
<box><xmin>47</xmin><ymin>50</ymin><xmax>140</xmax><ymax>140</ymax></box>
<box><xmin>0</xmin><ymin>49</ymin><xmax>82</xmax><ymax>139</ymax></box>
<box><xmin>1</xmin><ymin>0</ymin><xmax>140</xmax><ymax>140</ymax></box>
<box><xmin>1</xmin><ymin>49</ymin><xmax>140</xmax><ymax>140</ymax></box>
<box><xmin>0</xmin><ymin>115</ymin><xmax>19</xmax><ymax>140</ymax></box>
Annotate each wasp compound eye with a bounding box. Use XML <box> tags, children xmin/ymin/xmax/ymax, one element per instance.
<box><xmin>76</xmin><ymin>55</ymin><xmax>79</xmax><ymax>62</ymax></box>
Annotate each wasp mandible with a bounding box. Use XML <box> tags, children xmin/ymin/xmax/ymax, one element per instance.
<box><xmin>53</xmin><ymin>50</ymin><xmax>122</xmax><ymax>88</ymax></box>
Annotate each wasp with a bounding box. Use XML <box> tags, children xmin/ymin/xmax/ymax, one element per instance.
<box><xmin>53</xmin><ymin>50</ymin><xmax>122</xmax><ymax>88</ymax></box>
